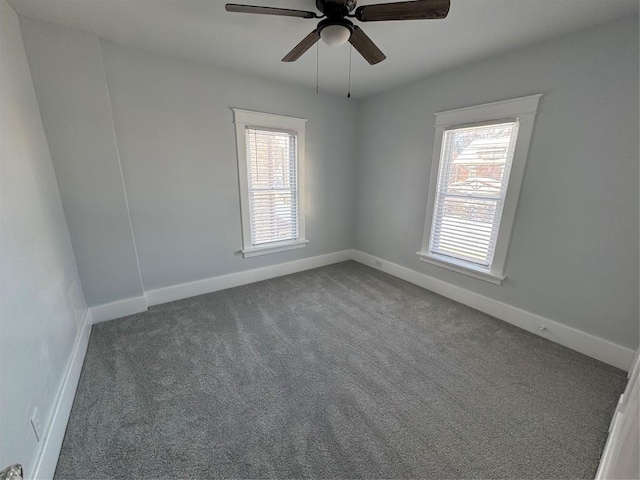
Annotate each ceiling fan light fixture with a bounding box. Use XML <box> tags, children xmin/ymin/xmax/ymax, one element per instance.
<box><xmin>319</xmin><ymin>24</ymin><xmax>352</xmax><ymax>47</ymax></box>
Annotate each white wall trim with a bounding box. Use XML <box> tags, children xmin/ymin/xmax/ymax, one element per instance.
<box><xmin>596</xmin><ymin>350</ymin><xmax>639</xmax><ymax>479</ymax></box>
<box><xmin>417</xmin><ymin>251</ymin><xmax>505</xmax><ymax>285</ymax></box>
<box><xmin>350</xmin><ymin>250</ymin><xmax>635</xmax><ymax>371</ymax></box>
<box><xmin>241</xmin><ymin>239</ymin><xmax>309</xmax><ymax>258</ymax></box>
<box><xmin>232</xmin><ymin>108</ymin><xmax>308</xmax><ymax>256</ymax></box>
<box><xmin>434</xmin><ymin>94</ymin><xmax>543</xmax><ymax>126</ymax></box>
<box><xmin>31</xmin><ymin>310</ymin><xmax>92</xmax><ymax>480</ymax></box>
<box><xmin>232</xmin><ymin>108</ymin><xmax>307</xmax><ymax>131</ymax></box>
<box><xmin>89</xmin><ymin>296</ymin><xmax>148</xmax><ymax>324</ymax></box>
<box><xmin>146</xmin><ymin>250</ymin><xmax>352</xmax><ymax>307</ymax></box>
<box><xmin>421</xmin><ymin>94</ymin><xmax>542</xmax><ymax>282</ymax></box>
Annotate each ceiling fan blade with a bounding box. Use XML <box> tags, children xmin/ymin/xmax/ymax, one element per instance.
<box><xmin>355</xmin><ymin>0</ymin><xmax>450</xmax><ymax>22</ymax></box>
<box><xmin>282</xmin><ymin>29</ymin><xmax>321</xmax><ymax>62</ymax></box>
<box><xmin>349</xmin><ymin>26</ymin><xmax>386</xmax><ymax>65</ymax></box>
<box><xmin>225</xmin><ymin>4</ymin><xmax>317</xmax><ymax>19</ymax></box>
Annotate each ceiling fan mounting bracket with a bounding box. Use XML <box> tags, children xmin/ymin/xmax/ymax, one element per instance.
<box><xmin>316</xmin><ymin>0</ymin><xmax>357</xmax><ymax>18</ymax></box>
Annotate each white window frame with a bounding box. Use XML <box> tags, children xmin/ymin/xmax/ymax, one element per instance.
<box><xmin>417</xmin><ymin>94</ymin><xmax>542</xmax><ymax>284</ymax></box>
<box><xmin>232</xmin><ymin>108</ymin><xmax>308</xmax><ymax>258</ymax></box>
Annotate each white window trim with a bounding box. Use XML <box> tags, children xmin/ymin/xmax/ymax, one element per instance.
<box><xmin>417</xmin><ymin>94</ymin><xmax>542</xmax><ymax>284</ymax></box>
<box><xmin>232</xmin><ymin>108</ymin><xmax>307</xmax><ymax>258</ymax></box>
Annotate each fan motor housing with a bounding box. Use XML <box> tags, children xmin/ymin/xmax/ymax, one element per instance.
<box><xmin>316</xmin><ymin>0</ymin><xmax>357</xmax><ymax>18</ymax></box>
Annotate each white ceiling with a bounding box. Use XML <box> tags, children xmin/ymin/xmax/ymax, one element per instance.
<box><xmin>9</xmin><ymin>0</ymin><xmax>639</xmax><ymax>98</ymax></box>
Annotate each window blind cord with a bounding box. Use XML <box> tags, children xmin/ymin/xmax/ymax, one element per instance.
<box><xmin>347</xmin><ymin>45</ymin><xmax>352</xmax><ymax>99</ymax></box>
<box><xmin>316</xmin><ymin>42</ymin><xmax>319</xmax><ymax>95</ymax></box>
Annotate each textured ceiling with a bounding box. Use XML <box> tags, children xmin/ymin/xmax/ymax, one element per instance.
<box><xmin>9</xmin><ymin>0</ymin><xmax>639</xmax><ymax>98</ymax></box>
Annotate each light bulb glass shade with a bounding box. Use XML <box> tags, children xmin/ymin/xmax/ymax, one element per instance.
<box><xmin>320</xmin><ymin>24</ymin><xmax>351</xmax><ymax>47</ymax></box>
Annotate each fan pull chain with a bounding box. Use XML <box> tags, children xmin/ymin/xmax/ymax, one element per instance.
<box><xmin>316</xmin><ymin>42</ymin><xmax>319</xmax><ymax>95</ymax></box>
<box><xmin>347</xmin><ymin>44</ymin><xmax>352</xmax><ymax>98</ymax></box>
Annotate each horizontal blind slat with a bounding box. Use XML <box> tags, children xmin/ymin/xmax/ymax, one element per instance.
<box><xmin>434</xmin><ymin>234</ymin><xmax>492</xmax><ymax>250</ymax></box>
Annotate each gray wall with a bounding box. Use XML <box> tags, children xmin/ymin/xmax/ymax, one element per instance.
<box><xmin>20</xmin><ymin>18</ymin><xmax>145</xmax><ymax>306</ymax></box>
<box><xmin>100</xmin><ymin>41</ymin><xmax>358</xmax><ymax>291</ymax></box>
<box><xmin>0</xmin><ymin>1</ymin><xmax>87</xmax><ymax>474</ymax></box>
<box><xmin>15</xmin><ymin>14</ymin><xmax>638</xmax><ymax>353</ymax></box>
<box><xmin>354</xmin><ymin>16</ymin><xmax>639</xmax><ymax>349</ymax></box>
<box><xmin>19</xmin><ymin>19</ymin><xmax>357</xmax><ymax>301</ymax></box>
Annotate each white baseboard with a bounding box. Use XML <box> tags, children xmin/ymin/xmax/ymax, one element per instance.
<box><xmin>350</xmin><ymin>250</ymin><xmax>635</xmax><ymax>371</ymax></box>
<box><xmin>31</xmin><ymin>310</ymin><xmax>92</xmax><ymax>480</ymax></box>
<box><xmin>146</xmin><ymin>250</ymin><xmax>352</xmax><ymax>306</ymax></box>
<box><xmin>85</xmin><ymin>248</ymin><xmax>633</xmax><ymax>371</ymax></box>
<box><xmin>596</xmin><ymin>351</ymin><xmax>639</xmax><ymax>479</ymax></box>
<box><xmin>89</xmin><ymin>296</ymin><xmax>148</xmax><ymax>324</ymax></box>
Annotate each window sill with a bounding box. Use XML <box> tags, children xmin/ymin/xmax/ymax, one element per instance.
<box><xmin>416</xmin><ymin>251</ymin><xmax>505</xmax><ymax>285</ymax></box>
<box><xmin>242</xmin><ymin>240</ymin><xmax>309</xmax><ymax>258</ymax></box>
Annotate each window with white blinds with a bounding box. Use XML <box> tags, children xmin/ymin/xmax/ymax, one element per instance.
<box><xmin>429</xmin><ymin>121</ymin><xmax>519</xmax><ymax>267</ymax></box>
<box><xmin>246</xmin><ymin>127</ymin><xmax>298</xmax><ymax>246</ymax></box>
<box><xmin>233</xmin><ymin>109</ymin><xmax>307</xmax><ymax>258</ymax></box>
<box><xmin>418</xmin><ymin>95</ymin><xmax>542</xmax><ymax>284</ymax></box>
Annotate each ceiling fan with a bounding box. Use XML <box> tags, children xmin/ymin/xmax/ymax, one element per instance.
<box><xmin>225</xmin><ymin>0</ymin><xmax>450</xmax><ymax>65</ymax></box>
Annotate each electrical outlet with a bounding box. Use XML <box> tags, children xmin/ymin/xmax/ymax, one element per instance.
<box><xmin>374</xmin><ymin>260</ymin><xmax>383</xmax><ymax>268</ymax></box>
<box><xmin>30</xmin><ymin>408</ymin><xmax>42</xmax><ymax>442</ymax></box>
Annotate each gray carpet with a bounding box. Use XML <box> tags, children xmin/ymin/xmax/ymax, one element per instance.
<box><xmin>55</xmin><ymin>261</ymin><xmax>626</xmax><ymax>479</ymax></box>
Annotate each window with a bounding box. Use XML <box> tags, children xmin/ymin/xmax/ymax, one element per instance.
<box><xmin>418</xmin><ymin>95</ymin><xmax>542</xmax><ymax>284</ymax></box>
<box><xmin>232</xmin><ymin>109</ymin><xmax>307</xmax><ymax>257</ymax></box>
